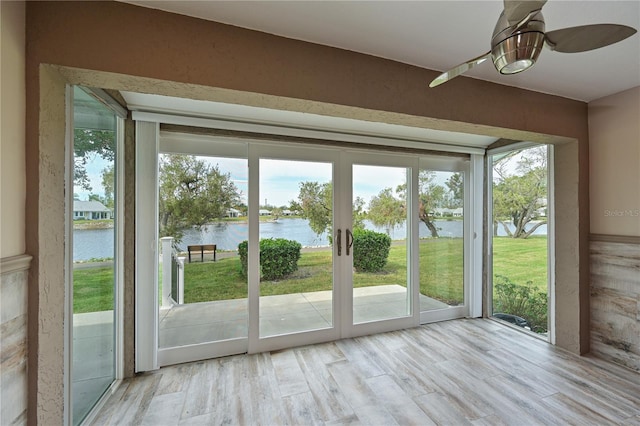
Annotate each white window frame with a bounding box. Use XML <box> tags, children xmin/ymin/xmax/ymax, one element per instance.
<box><xmin>64</xmin><ymin>85</ymin><xmax>127</xmax><ymax>425</ymax></box>
<box><xmin>133</xmin><ymin>111</ymin><xmax>486</xmax><ymax>369</ymax></box>
<box><xmin>485</xmin><ymin>142</ymin><xmax>555</xmax><ymax>341</ymax></box>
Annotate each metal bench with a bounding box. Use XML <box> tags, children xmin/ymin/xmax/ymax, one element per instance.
<box><xmin>187</xmin><ymin>244</ymin><xmax>216</xmax><ymax>263</ymax></box>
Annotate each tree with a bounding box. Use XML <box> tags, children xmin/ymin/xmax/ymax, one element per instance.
<box><xmin>352</xmin><ymin>196</ymin><xmax>366</xmax><ymax>231</ymax></box>
<box><xmin>492</xmin><ymin>147</ymin><xmax>547</xmax><ymax>238</ymax></box>
<box><xmin>398</xmin><ymin>171</ymin><xmax>446</xmax><ymax>238</ymax></box>
<box><xmin>74</xmin><ymin>129</ymin><xmax>115</xmax><ymax>191</ymax></box>
<box><xmin>270</xmin><ymin>207</ymin><xmax>283</xmax><ymax>220</ymax></box>
<box><xmin>88</xmin><ymin>193</ymin><xmax>107</xmax><ymax>205</ymax></box>
<box><xmin>445</xmin><ymin>172</ymin><xmax>464</xmax><ymax>208</ymax></box>
<box><xmin>159</xmin><ymin>154</ymin><xmax>242</xmax><ymax>242</ymax></box>
<box><xmin>297</xmin><ymin>181</ymin><xmax>332</xmax><ymax>235</ymax></box>
<box><xmin>288</xmin><ymin>200</ymin><xmax>302</xmax><ymax>215</ymax></box>
<box><xmin>101</xmin><ymin>164</ymin><xmax>115</xmax><ymax>209</ymax></box>
<box><xmin>296</xmin><ymin>182</ymin><xmax>366</xmax><ymax>238</ymax></box>
<box><xmin>298</xmin><ymin>173</ymin><xmax>454</xmax><ymax>239</ymax></box>
<box><xmin>367</xmin><ymin>187</ymin><xmax>405</xmax><ymax>235</ymax></box>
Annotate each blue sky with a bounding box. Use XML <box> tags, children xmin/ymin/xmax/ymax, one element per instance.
<box><xmin>260</xmin><ymin>159</ymin><xmax>407</xmax><ymax>208</ymax></box>
<box><xmin>199</xmin><ymin>157</ymin><xmax>408</xmax><ymax>208</ymax></box>
<box><xmin>74</xmin><ymin>154</ymin><xmax>112</xmax><ymax>201</ymax></box>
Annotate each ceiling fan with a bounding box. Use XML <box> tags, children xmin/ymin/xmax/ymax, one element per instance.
<box><xmin>429</xmin><ymin>0</ymin><xmax>637</xmax><ymax>87</ymax></box>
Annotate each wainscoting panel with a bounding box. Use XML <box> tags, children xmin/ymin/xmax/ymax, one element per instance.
<box><xmin>1</xmin><ymin>255</ymin><xmax>31</xmax><ymax>425</ymax></box>
<box><xmin>590</xmin><ymin>236</ymin><xmax>640</xmax><ymax>372</ymax></box>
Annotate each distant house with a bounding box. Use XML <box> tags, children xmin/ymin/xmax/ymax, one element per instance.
<box><xmin>226</xmin><ymin>208</ymin><xmax>241</xmax><ymax>218</ymax></box>
<box><xmin>282</xmin><ymin>209</ymin><xmax>293</xmax><ymax>216</ymax></box>
<box><xmin>258</xmin><ymin>209</ymin><xmax>271</xmax><ymax>216</ymax></box>
<box><xmin>73</xmin><ymin>200</ymin><xmax>112</xmax><ymax>220</ymax></box>
<box><xmin>431</xmin><ymin>207</ymin><xmax>463</xmax><ymax>217</ymax></box>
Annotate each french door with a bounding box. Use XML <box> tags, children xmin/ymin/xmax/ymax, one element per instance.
<box><xmin>136</xmin><ymin>127</ymin><xmax>476</xmax><ymax>368</ymax></box>
<box><xmin>250</xmin><ymin>146</ymin><xmax>419</xmax><ymax>354</ymax></box>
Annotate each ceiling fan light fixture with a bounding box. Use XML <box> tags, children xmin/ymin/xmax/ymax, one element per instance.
<box><xmin>502</xmin><ymin>58</ymin><xmax>534</xmax><ymax>74</ymax></box>
<box><xmin>492</xmin><ymin>31</ymin><xmax>545</xmax><ymax>75</ymax></box>
<box><xmin>428</xmin><ymin>2</ymin><xmax>637</xmax><ymax>89</ymax></box>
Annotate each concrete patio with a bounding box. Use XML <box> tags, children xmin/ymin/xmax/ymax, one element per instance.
<box><xmin>159</xmin><ymin>284</ymin><xmax>450</xmax><ymax>348</ymax></box>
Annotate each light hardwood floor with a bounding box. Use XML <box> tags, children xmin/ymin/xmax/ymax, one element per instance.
<box><xmin>91</xmin><ymin>319</ymin><xmax>640</xmax><ymax>425</ymax></box>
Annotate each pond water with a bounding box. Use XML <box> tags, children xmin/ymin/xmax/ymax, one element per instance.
<box><xmin>73</xmin><ymin>227</ymin><xmax>116</xmax><ymax>261</ymax></box>
<box><xmin>73</xmin><ymin>218</ymin><xmax>546</xmax><ymax>261</ymax></box>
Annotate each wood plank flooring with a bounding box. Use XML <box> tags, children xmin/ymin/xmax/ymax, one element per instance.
<box><xmin>91</xmin><ymin>319</ymin><xmax>640</xmax><ymax>425</ymax></box>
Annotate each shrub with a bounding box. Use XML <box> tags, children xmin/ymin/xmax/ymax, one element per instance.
<box><xmin>238</xmin><ymin>238</ymin><xmax>302</xmax><ymax>280</ymax></box>
<box><xmin>238</xmin><ymin>240</ymin><xmax>249</xmax><ymax>276</ymax></box>
<box><xmin>493</xmin><ymin>274</ymin><xmax>548</xmax><ymax>333</ymax></box>
<box><xmin>352</xmin><ymin>229</ymin><xmax>391</xmax><ymax>272</ymax></box>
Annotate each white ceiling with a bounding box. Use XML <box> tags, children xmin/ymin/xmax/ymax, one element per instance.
<box><xmin>123</xmin><ymin>1</ymin><xmax>640</xmax><ymax>102</ymax></box>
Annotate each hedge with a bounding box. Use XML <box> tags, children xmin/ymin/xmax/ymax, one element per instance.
<box><xmin>238</xmin><ymin>238</ymin><xmax>302</xmax><ymax>280</ymax></box>
<box><xmin>352</xmin><ymin>229</ymin><xmax>391</xmax><ymax>272</ymax></box>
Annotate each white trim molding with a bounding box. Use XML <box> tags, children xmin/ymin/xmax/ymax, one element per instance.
<box><xmin>0</xmin><ymin>254</ymin><xmax>33</xmax><ymax>275</ymax></box>
<box><xmin>133</xmin><ymin>111</ymin><xmax>485</xmax><ymax>156</ymax></box>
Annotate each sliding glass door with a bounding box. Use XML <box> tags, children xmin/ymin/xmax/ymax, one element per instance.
<box><xmin>350</xmin><ymin>160</ymin><xmax>414</xmax><ymax>327</ymax></box>
<box><xmin>258</xmin><ymin>157</ymin><xmax>336</xmax><ymax>337</ymax></box>
<box><xmin>418</xmin><ymin>158</ymin><xmax>469</xmax><ymax>323</ymax></box>
<box><xmin>135</xmin><ymin>127</ymin><xmax>476</xmax><ymax>366</ymax></box>
<box><xmin>156</xmin><ymin>134</ymin><xmax>250</xmax><ymax>365</ymax></box>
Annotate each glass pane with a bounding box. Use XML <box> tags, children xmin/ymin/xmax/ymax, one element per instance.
<box><xmin>418</xmin><ymin>170</ymin><xmax>464</xmax><ymax>311</ymax></box>
<box><xmin>491</xmin><ymin>145</ymin><xmax>549</xmax><ymax>336</ymax></box>
<box><xmin>352</xmin><ymin>164</ymin><xmax>410</xmax><ymax>323</ymax></box>
<box><xmin>71</xmin><ymin>86</ymin><xmax>117</xmax><ymax>424</ymax></box>
<box><xmin>157</xmin><ymin>153</ymin><xmax>248</xmax><ymax>348</ymax></box>
<box><xmin>259</xmin><ymin>159</ymin><xmax>333</xmax><ymax>337</ymax></box>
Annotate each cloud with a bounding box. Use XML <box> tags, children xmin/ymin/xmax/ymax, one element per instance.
<box><xmin>258</xmin><ymin>159</ymin><xmax>331</xmax><ymax>206</ymax></box>
<box><xmin>260</xmin><ymin>159</ymin><xmax>332</xmax><ymax>181</ymax></box>
<box><xmin>353</xmin><ymin>164</ymin><xmax>407</xmax><ymax>202</ymax></box>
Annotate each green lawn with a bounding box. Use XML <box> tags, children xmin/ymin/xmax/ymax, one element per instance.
<box><xmin>73</xmin><ymin>236</ymin><xmax>547</xmax><ymax>313</ymax></box>
<box><xmin>493</xmin><ymin>236</ymin><xmax>548</xmax><ymax>290</ymax></box>
<box><xmin>73</xmin><ymin>266</ymin><xmax>114</xmax><ymax>313</ymax></box>
<box><xmin>182</xmin><ymin>238</ymin><xmax>466</xmax><ymax>304</ymax></box>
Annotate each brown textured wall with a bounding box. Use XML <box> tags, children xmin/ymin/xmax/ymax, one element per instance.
<box><xmin>26</xmin><ymin>65</ymin><xmax>68</xmax><ymax>426</ymax></box>
<box><xmin>589</xmin><ymin>87</ymin><xmax>640</xmax><ymax>237</ymax></box>
<box><xmin>0</xmin><ymin>0</ymin><xmax>27</xmax><ymax>258</ymax></box>
<box><xmin>25</xmin><ymin>1</ymin><xmax>590</xmax><ymax>423</ymax></box>
<box><xmin>25</xmin><ymin>1</ymin><xmax>588</xmax><ymax>137</ymax></box>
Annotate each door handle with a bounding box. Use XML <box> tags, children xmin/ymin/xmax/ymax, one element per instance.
<box><xmin>346</xmin><ymin>229</ymin><xmax>354</xmax><ymax>256</ymax></box>
<box><xmin>337</xmin><ymin>229</ymin><xmax>342</xmax><ymax>256</ymax></box>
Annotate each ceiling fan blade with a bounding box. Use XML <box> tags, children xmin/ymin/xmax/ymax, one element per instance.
<box><xmin>503</xmin><ymin>0</ymin><xmax>547</xmax><ymax>26</ymax></box>
<box><xmin>429</xmin><ymin>52</ymin><xmax>491</xmax><ymax>88</ymax></box>
<box><xmin>545</xmin><ymin>24</ymin><xmax>637</xmax><ymax>53</ymax></box>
